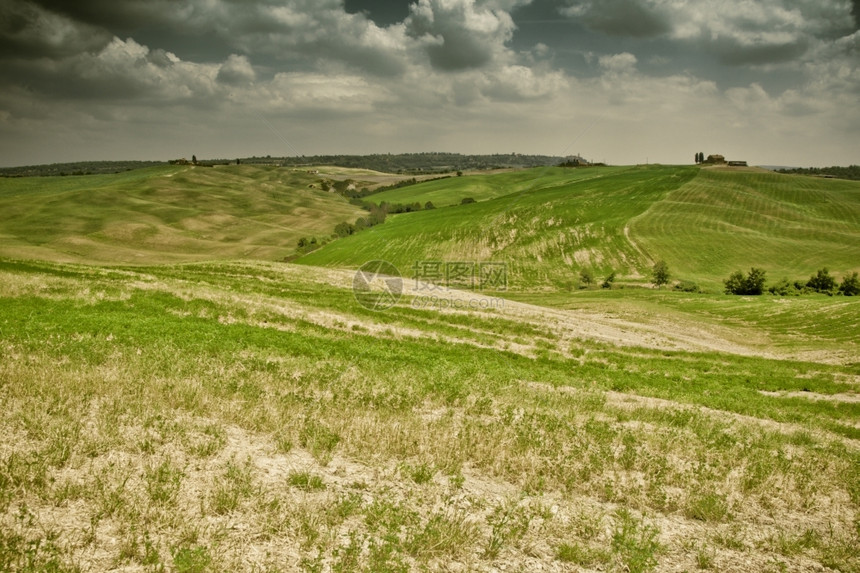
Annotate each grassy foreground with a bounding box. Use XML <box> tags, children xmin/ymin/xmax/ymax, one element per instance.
<box><xmin>1</xmin><ymin>259</ymin><xmax>858</xmax><ymax>572</ymax></box>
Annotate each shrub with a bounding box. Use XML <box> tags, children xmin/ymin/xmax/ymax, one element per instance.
<box><xmin>725</xmin><ymin>268</ymin><xmax>767</xmax><ymax>295</ymax></box>
<box><xmin>601</xmin><ymin>272</ymin><xmax>616</xmax><ymax>289</ymax></box>
<box><xmin>768</xmin><ymin>278</ymin><xmax>802</xmax><ymax>296</ymax></box>
<box><xmin>839</xmin><ymin>272</ymin><xmax>860</xmax><ymax>296</ymax></box>
<box><xmin>724</xmin><ymin>271</ymin><xmax>745</xmax><ymax>295</ymax></box>
<box><xmin>334</xmin><ymin>222</ymin><xmax>356</xmax><ymax>237</ymax></box>
<box><xmin>807</xmin><ymin>268</ymin><xmax>837</xmax><ymax>293</ymax></box>
<box><xmin>460</xmin><ymin>197</ymin><xmax>476</xmax><ymax>205</ymax></box>
<box><xmin>673</xmin><ymin>280</ymin><xmax>700</xmax><ymax>293</ymax></box>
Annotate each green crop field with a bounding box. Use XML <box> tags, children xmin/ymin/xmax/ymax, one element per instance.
<box><xmin>632</xmin><ymin>167</ymin><xmax>860</xmax><ymax>288</ymax></box>
<box><xmin>367</xmin><ymin>166</ymin><xmax>629</xmax><ymax>207</ymax></box>
<box><xmin>0</xmin><ymin>164</ymin><xmax>858</xmax><ymax>572</ymax></box>
<box><xmin>300</xmin><ymin>165</ymin><xmax>860</xmax><ymax>291</ymax></box>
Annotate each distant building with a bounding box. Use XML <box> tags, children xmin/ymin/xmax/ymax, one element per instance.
<box><xmin>728</xmin><ymin>161</ymin><xmax>748</xmax><ymax>167</ymax></box>
<box><xmin>561</xmin><ymin>154</ymin><xmax>591</xmax><ymax>167</ymax></box>
<box><xmin>705</xmin><ymin>154</ymin><xmax>726</xmax><ymax>164</ymax></box>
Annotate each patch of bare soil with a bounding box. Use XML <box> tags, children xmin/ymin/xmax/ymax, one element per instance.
<box><xmin>759</xmin><ymin>389</ymin><xmax>860</xmax><ymax>403</ymax></box>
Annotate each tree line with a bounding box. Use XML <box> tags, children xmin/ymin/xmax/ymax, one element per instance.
<box><xmin>776</xmin><ymin>165</ymin><xmax>860</xmax><ymax>181</ymax></box>
<box><xmin>724</xmin><ymin>267</ymin><xmax>859</xmax><ymax>296</ymax></box>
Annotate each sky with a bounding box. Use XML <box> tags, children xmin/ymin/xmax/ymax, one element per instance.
<box><xmin>0</xmin><ymin>0</ymin><xmax>858</xmax><ymax>167</ymax></box>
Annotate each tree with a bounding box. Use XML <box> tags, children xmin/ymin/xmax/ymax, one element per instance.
<box><xmin>424</xmin><ymin>201</ymin><xmax>436</xmax><ymax>210</ymax></box>
<box><xmin>579</xmin><ymin>268</ymin><xmax>594</xmax><ymax>286</ymax></box>
<box><xmin>745</xmin><ymin>267</ymin><xmax>767</xmax><ymax>294</ymax></box>
<box><xmin>839</xmin><ymin>272</ymin><xmax>859</xmax><ymax>296</ymax></box>
<box><xmin>192</xmin><ymin>154</ymin><xmax>197</xmax><ymax>164</ymax></box>
<box><xmin>807</xmin><ymin>268</ymin><xmax>837</xmax><ymax>293</ymax></box>
<box><xmin>461</xmin><ymin>197</ymin><xmax>476</xmax><ymax>205</ymax></box>
<box><xmin>652</xmin><ymin>260</ymin><xmax>670</xmax><ymax>287</ymax></box>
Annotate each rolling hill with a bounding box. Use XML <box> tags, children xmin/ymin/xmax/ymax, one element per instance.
<box><xmin>5</xmin><ymin>163</ymin><xmax>857</xmax><ymax>290</ymax></box>
<box><xmin>367</xmin><ymin>166</ymin><xmax>629</xmax><ymax>207</ymax></box>
<box><xmin>632</xmin><ymin>167</ymin><xmax>860</xmax><ymax>284</ymax></box>
<box><xmin>0</xmin><ymin>164</ymin><xmax>367</xmax><ymax>263</ymax></box>
<box><xmin>300</xmin><ymin>165</ymin><xmax>860</xmax><ymax>290</ymax></box>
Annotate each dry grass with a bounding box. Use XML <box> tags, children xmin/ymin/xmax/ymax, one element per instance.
<box><xmin>0</xmin><ymin>260</ymin><xmax>858</xmax><ymax>572</ymax></box>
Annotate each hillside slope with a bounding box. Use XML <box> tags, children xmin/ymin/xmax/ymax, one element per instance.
<box><xmin>632</xmin><ymin>167</ymin><xmax>860</xmax><ymax>287</ymax></box>
<box><xmin>0</xmin><ymin>165</ymin><xmax>366</xmax><ymax>263</ymax></box>
<box><xmin>300</xmin><ymin>166</ymin><xmax>860</xmax><ymax>290</ymax></box>
<box><xmin>299</xmin><ymin>165</ymin><xmax>697</xmax><ymax>288</ymax></box>
<box><xmin>367</xmin><ymin>166</ymin><xmax>628</xmax><ymax>207</ymax></box>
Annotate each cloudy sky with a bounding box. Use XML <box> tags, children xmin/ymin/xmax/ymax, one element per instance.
<box><xmin>1</xmin><ymin>0</ymin><xmax>858</xmax><ymax>167</ymax></box>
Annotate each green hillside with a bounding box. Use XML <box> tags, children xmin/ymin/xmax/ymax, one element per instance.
<box><xmin>632</xmin><ymin>167</ymin><xmax>860</xmax><ymax>286</ymax></box>
<box><xmin>3</xmin><ymin>163</ymin><xmax>858</xmax><ymax>291</ymax></box>
<box><xmin>300</xmin><ymin>165</ymin><xmax>860</xmax><ymax>290</ymax></box>
<box><xmin>0</xmin><ymin>165</ymin><xmax>365</xmax><ymax>263</ymax></box>
<box><xmin>368</xmin><ymin>166</ymin><xmax>628</xmax><ymax>207</ymax></box>
<box><xmin>300</xmin><ymin>165</ymin><xmax>696</xmax><ymax>288</ymax></box>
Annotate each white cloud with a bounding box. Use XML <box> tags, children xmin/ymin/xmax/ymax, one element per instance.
<box><xmin>217</xmin><ymin>54</ymin><xmax>256</xmax><ymax>86</ymax></box>
<box><xmin>598</xmin><ymin>52</ymin><xmax>638</xmax><ymax>74</ymax></box>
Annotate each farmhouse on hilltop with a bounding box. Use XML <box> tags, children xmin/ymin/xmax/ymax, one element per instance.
<box><xmin>704</xmin><ymin>154</ymin><xmax>726</xmax><ymax>164</ymax></box>
<box><xmin>560</xmin><ymin>154</ymin><xmax>591</xmax><ymax>167</ymax></box>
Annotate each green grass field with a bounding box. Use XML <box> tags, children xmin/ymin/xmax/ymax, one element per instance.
<box><xmin>0</xmin><ymin>165</ymin><xmax>366</xmax><ymax>263</ymax></box>
<box><xmin>1</xmin><ymin>164</ymin><xmax>858</xmax><ymax>572</ymax></box>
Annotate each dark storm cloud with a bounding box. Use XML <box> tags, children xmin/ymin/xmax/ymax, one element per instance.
<box><xmin>715</xmin><ymin>37</ymin><xmax>811</xmax><ymax>66</ymax></box>
<box><xmin>344</xmin><ymin>0</ymin><xmax>412</xmax><ymax>27</ymax></box>
<box><xmin>560</xmin><ymin>0</ymin><xmax>671</xmax><ymax>38</ymax></box>
<box><xmin>405</xmin><ymin>0</ymin><xmax>516</xmax><ymax>71</ymax></box>
<box><xmin>0</xmin><ymin>0</ymin><xmax>111</xmax><ymax>59</ymax></box>
<box><xmin>22</xmin><ymin>0</ymin><xmax>407</xmax><ymax>75</ymax></box>
<box><xmin>27</xmin><ymin>0</ymin><xmax>172</xmax><ymax>30</ymax></box>
<box><xmin>1</xmin><ymin>0</ymin><xmax>859</xmax><ymax>167</ymax></box>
